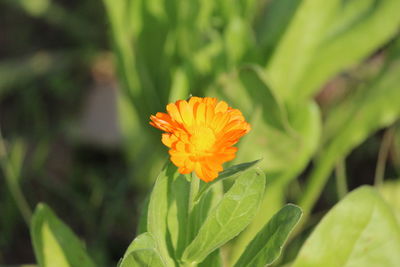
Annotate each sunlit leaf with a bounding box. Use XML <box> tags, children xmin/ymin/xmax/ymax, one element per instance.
<box><xmin>120</xmin><ymin>233</ymin><xmax>164</xmax><ymax>267</ymax></box>
<box><xmin>190</xmin><ymin>180</ymin><xmax>224</xmax><ymax>244</ymax></box>
<box><xmin>31</xmin><ymin>204</ymin><xmax>95</xmax><ymax>267</ymax></box>
<box><xmin>254</xmin><ymin>0</ymin><xmax>301</xmax><ymax>63</ymax></box>
<box><xmin>123</xmin><ymin>232</ymin><xmax>156</xmax><ymax>259</ymax></box>
<box><xmin>234</xmin><ymin>204</ymin><xmax>302</xmax><ymax>267</ymax></box>
<box><xmin>147</xmin><ymin>162</ymin><xmax>184</xmax><ymax>266</ymax></box>
<box><xmin>198</xmin><ymin>249</ymin><xmax>222</xmax><ymax>267</ymax></box>
<box><xmin>120</xmin><ymin>249</ymin><xmax>164</xmax><ymax>267</ymax></box>
<box><xmin>209</xmin><ymin>67</ymin><xmax>320</xmax><ymax>263</ymax></box>
<box><xmin>166</xmin><ymin>170</ymin><xmax>190</xmax><ymax>259</ymax></box>
<box><xmin>300</xmin><ymin>59</ymin><xmax>400</xmax><ymax>212</ymax></box>
<box><xmin>293</xmin><ymin>186</ymin><xmax>400</xmax><ymax>267</ymax></box>
<box><xmin>210</xmin><ymin>66</ymin><xmax>321</xmax><ymax>175</ymax></box>
<box><xmin>224</xmin><ymin>16</ymin><xmax>252</xmax><ymax>65</ymax></box>
<box><xmin>194</xmin><ymin>159</ymin><xmax>261</xmax><ymax>202</ymax></box>
<box><xmin>267</xmin><ymin>0</ymin><xmax>400</xmax><ymax>101</ymax></box>
<box><xmin>379</xmin><ymin>180</ymin><xmax>400</xmax><ymax>224</ymax></box>
<box><xmin>182</xmin><ymin>168</ymin><xmax>266</xmax><ymax>264</ymax></box>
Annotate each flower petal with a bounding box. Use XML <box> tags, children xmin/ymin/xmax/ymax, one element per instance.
<box><xmin>150</xmin><ymin>96</ymin><xmax>250</xmax><ymax>182</ymax></box>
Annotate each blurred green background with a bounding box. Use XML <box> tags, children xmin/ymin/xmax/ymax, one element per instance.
<box><xmin>1</xmin><ymin>0</ymin><xmax>400</xmax><ymax>266</ymax></box>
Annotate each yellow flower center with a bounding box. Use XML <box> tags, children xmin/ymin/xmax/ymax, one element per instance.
<box><xmin>189</xmin><ymin>126</ymin><xmax>216</xmax><ymax>153</ymax></box>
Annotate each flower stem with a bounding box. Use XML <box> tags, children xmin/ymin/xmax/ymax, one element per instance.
<box><xmin>335</xmin><ymin>159</ymin><xmax>348</xmax><ymax>199</ymax></box>
<box><xmin>374</xmin><ymin>127</ymin><xmax>395</xmax><ymax>186</ymax></box>
<box><xmin>182</xmin><ymin>174</ymin><xmax>199</xmax><ymax>267</ymax></box>
<box><xmin>188</xmin><ymin>173</ymin><xmax>199</xmax><ymax>213</ymax></box>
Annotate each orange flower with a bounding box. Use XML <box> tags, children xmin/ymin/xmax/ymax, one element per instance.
<box><xmin>150</xmin><ymin>97</ymin><xmax>250</xmax><ymax>182</ymax></box>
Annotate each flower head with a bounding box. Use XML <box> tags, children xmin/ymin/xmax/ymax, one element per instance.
<box><xmin>150</xmin><ymin>97</ymin><xmax>250</xmax><ymax>182</ymax></box>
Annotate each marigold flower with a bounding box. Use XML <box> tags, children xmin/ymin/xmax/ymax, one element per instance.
<box><xmin>150</xmin><ymin>97</ymin><xmax>251</xmax><ymax>182</ymax></box>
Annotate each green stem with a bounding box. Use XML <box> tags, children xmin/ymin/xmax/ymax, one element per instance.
<box><xmin>335</xmin><ymin>159</ymin><xmax>348</xmax><ymax>199</ymax></box>
<box><xmin>182</xmin><ymin>174</ymin><xmax>199</xmax><ymax>267</ymax></box>
<box><xmin>374</xmin><ymin>127</ymin><xmax>395</xmax><ymax>186</ymax></box>
<box><xmin>0</xmin><ymin>128</ymin><xmax>32</xmax><ymax>226</ymax></box>
<box><xmin>188</xmin><ymin>173</ymin><xmax>200</xmax><ymax>214</ymax></box>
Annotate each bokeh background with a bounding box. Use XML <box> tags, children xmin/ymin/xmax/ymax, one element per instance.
<box><xmin>1</xmin><ymin>0</ymin><xmax>400</xmax><ymax>266</ymax></box>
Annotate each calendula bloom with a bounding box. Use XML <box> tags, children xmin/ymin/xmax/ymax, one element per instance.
<box><xmin>150</xmin><ymin>97</ymin><xmax>250</xmax><ymax>182</ymax></box>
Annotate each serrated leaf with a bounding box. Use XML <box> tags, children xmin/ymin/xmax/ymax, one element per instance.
<box><xmin>182</xmin><ymin>168</ymin><xmax>266</xmax><ymax>264</ymax></box>
<box><xmin>293</xmin><ymin>186</ymin><xmax>400</xmax><ymax>267</ymax></box>
<box><xmin>234</xmin><ymin>204</ymin><xmax>302</xmax><ymax>267</ymax></box>
<box><xmin>31</xmin><ymin>203</ymin><xmax>95</xmax><ymax>267</ymax></box>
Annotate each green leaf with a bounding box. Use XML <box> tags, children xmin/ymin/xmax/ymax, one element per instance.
<box><xmin>267</xmin><ymin>0</ymin><xmax>400</xmax><ymax>101</ymax></box>
<box><xmin>194</xmin><ymin>158</ymin><xmax>262</xmax><ymax>202</ymax></box>
<box><xmin>218</xmin><ymin>159</ymin><xmax>262</xmax><ymax>180</ymax></box>
<box><xmin>30</xmin><ymin>203</ymin><xmax>95</xmax><ymax>267</ymax></box>
<box><xmin>238</xmin><ymin>66</ymin><xmax>288</xmax><ymax>130</ymax></box>
<box><xmin>198</xmin><ymin>249</ymin><xmax>222</xmax><ymax>267</ymax></box>
<box><xmin>123</xmin><ymin>232</ymin><xmax>156</xmax><ymax>258</ymax></box>
<box><xmin>254</xmin><ymin>0</ymin><xmax>301</xmax><ymax>64</ymax></box>
<box><xmin>0</xmin><ymin>138</ymin><xmax>32</xmax><ymax>224</ymax></box>
<box><xmin>166</xmin><ymin>170</ymin><xmax>191</xmax><ymax>259</ymax></box>
<box><xmin>5</xmin><ymin>139</ymin><xmax>26</xmax><ymax>182</ymax></box>
<box><xmin>324</xmin><ymin>64</ymin><xmax>400</xmax><ymax>147</ymax></box>
<box><xmin>169</xmin><ymin>67</ymin><xmax>190</xmax><ymax>102</ymax></box>
<box><xmin>147</xmin><ymin>161</ymin><xmax>182</xmax><ymax>266</ymax></box>
<box><xmin>120</xmin><ymin>233</ymin><xmax>165</xmax><ymax>267</ymax></box>
<box><xmin>394</xmin><ymin>124</ymin><xmax>400</xmax><ymax>175</ymax></box>
<box><xmin>300</xmin><ymin>59</ymin><xmax>400</xmax><ymax>213</ymax></box>
<box><xmin>234</xmin><ymin>204</ymin><xmax>302</xmax><ymax>267</ymax></box>
<box><xmin>182</xmin><ymin>168</ymin><xmax>266</xmax><ymax>264</ymax></box>
<box><xmin>190</xmin><ymin>180</ymin><xmax>224</xmax><ymax>243</ymax></box>
<box><xmin>147</xmin><ymin>161</ymin><xmax>225</xmax><ymax>266</ymax></box>
<box><xmin>379</xmin><ymin>180</ymin><xmax>400</xmax><ymax>224</ymax></box>
<box><xmin>293</xmin><ymin>186</ymin><xmax>400</xmax><ymax>267</ymax></box>
<box><xmin>136</xmin><ymin>196</ymin><xmax>149</xmax><ymax>235</ymax></box>
<box><xmin>210</xmin><ymin>66</ymin><xmax>321</xmax><ymax>175</ymax></box>
<box><xmin>209</xmin><ymin>67</ymin><xmax>320</xmax><ymax>263</ymax></box>
<box><xmin>224</xmin><ymin>16</ymin><xmax>252</xmax><ymax>65</ymax></box>
<box><xmin>120</xmin><ymin>249</ymin><xmax>164</xmax><ymax>267</ymax></box>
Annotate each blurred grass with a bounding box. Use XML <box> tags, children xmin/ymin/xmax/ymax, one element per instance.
<box><xmin>1</xmin><ymin>0</ymin><xmax>400</xmax><ymax>266</ymax></box>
